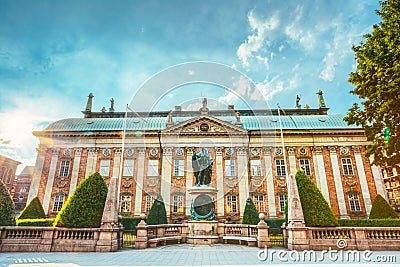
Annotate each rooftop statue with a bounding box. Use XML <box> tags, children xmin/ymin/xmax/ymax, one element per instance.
<box><xmin>192</xmin><ymin>148</ymin><xmax>213</xmax><ymax>186</ymax></box>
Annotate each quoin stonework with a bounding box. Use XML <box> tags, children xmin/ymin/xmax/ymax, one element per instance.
<box><xmin>27</xmin><ymin>93</ymin><xmax>387</xmax><ymax>222</ymax></box>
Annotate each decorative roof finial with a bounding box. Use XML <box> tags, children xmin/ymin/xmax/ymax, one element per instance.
<box><xmin>295</xmin><ymin>95</ymin><xmax>301</xmax><ymax>109</ymax></box>
<box><xmin>166</xmin><ymin>110</ymin><xmax>173</xmax><ymax>127</ymax></box>
<box><xmin>200</xmin><ymin>98</ymin><xmax>209</xmax><ymax>115</ymax></box>
<box><xmin>316</xmin><ymin>90</ymin><xmax>326</xmax><ymax>108</ymax></box>
<box><xmin>109</xmin><ymin>98</ymin><xmax>115</xmax><ymax>112</ymax></box>
<box><xmin>235</xmin><ymin>111</ymin><xmax>243</xmax><ymax>127</ymax></box>
<box><xmin>85</xmin><ymin>92</ymin><xmax>94</xmax><ymax>112</ymax></box>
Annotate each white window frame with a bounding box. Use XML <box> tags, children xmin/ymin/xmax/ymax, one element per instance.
<box><xmin>120</xmin><ymin>195</ymin><xmax>132</xmax><ymax>213</ymax></box>
<box><xmin>99</xmin><ymin>160</ymin><xmax>111</xmax><ymax>177</ymax></box>
<box><xmin>226</xmin><ymin>195</ymin><xmax>238</xmax><ymax>214</ymax></box>
<box><xmin>123</xmin><ymin>159</ymin><xmax>134</xmax><ymax>177</ymax></box>
<box><xmin>253</xmin><ymin>194</ymin><xmax>265</xmax><ymax>212</ymax></box>
<box><xmin>174</xmin><ymin>159</ymin><xmax>184</xmax><ymax>177</ymax></box>
<box><xmin>299</xmin><ymin>158</ymin><xmax>311</xmax><ymax>176</ymax></box>
<box><xmin>52</xmin><ymin>195</ymin><xmax>65</xmax><ymax>212</ymax></box>
<box><xmin>225</xmin><ymin>159</ymin><xmax>236</xmax><ymax>177</ymax></box>
<box><xmin>279</xmin><ymin>194</ymin><xmax>287</xmax><ymax>213</ymax></box>
<box><xmin>341</xmin><ymin>158</ymin><xmax>354</xmax><ymax>176</ymax></box>
<box><xmin>147</xmin><ymin>160</ymin><xmax>159</xmax><ymax>177</ymax></box>
<box><xmin>172</xmin><ymin>195</ymin><xmax>184</xmax><ymax>213</ymax></box>
<box><xmin>275</xmin><ymin>159</ymin><xmax>286</xmax><ymax>177</ymax></box>
<box><xmin>251</xmin><ymin>159</ymin><xmax>262</xmax><ymax>176</ymax></box>
<box><xmin>348</xmin><ymin>193</ymin><xmax>361</xmax><ymax>212</ymax></box>
<box><xmin>59</xmin><ymin>159</ymin><xmax>70</xmax><ymax>177</ymax></box>
<box><xmin>145</xmin><ymin>194</ymin><xmax>155</xmax><ymax>212</ymax></box>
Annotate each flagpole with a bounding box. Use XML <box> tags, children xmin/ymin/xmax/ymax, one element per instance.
<box><xmin>117</xmin><ymin>104</ymin><xmax>129</xmax><ymax>211</ymax></box>
<box><xmin>277</xmin><ymin>104</ymin><xmax>289</xmax><ymax>179</ymax></box>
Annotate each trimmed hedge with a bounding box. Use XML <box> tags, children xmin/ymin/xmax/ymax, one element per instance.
<box><xmin>265</xmin><ymin>218</ymin><xmax>285</xmax><ymax>234</ymax></box>
<box><xmin>242</xmin><ymin>197</ymin><xmax>259</xmax><ymax>225</ymax></box>
<box><xmin>369</xmin><ymin>194</ymin><xmax>399</xmax><ymax>219</ymax></box>
<box><xmin>147</xmin><ymin>195</ymin><xmax>167</xmax><ymax>225</ymax></box>
<box><xmin>17</xmin><ymin>218</ymin><xmax>55</xmax><ymax>227</ymax></box>
<box><xmin>121</xmin><ymin>217</ymin><xmax>142</xmax><ymax>230</ymax></box>
<box><xmin>54</xmin><ymin>172</ymin><xmax>108</xmax><ymax>228</ymax></box>
<box><xmin>18</xmin><ymin>196</ymin><xmax>46</xmax><ymax>219</ymax></box>
<box><xmin>0</xmin><ymin>179</ymin><xmax>16</xmax><ymax>226</ymax></box>
<box><xmin>339</xmin><ymin>218</ymin><xmax>400</xmax><ymax>227</ymax></box>
<box><xmin>296</xmin><ymin>169</ymin><xmax>338</xmax><ymax>227</ymax></box>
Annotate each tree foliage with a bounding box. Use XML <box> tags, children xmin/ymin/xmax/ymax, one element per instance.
<box><xmin>54</xmin><ymin>172</ymin><xmax>108</xmax><ymax>228</ymax></box>
<box><xmin>345</xmin><ymin>0</ymin><xmax>400</xmax><ymax>166</ymax></box>
<box><xmin>296</xmin><ymin>169</ymin><xmax>338</xmax><ymax>227</ymax></box>
<box><xmin>18</xmin><ymin>196</ymin><xmax>46</xmax><ymax>220</ymax></box>
<box><xmin>369</xmin><ymin>194</ymin><xmax>399</xmax><ymax>219</ymax></box>
<box><xmin>146</xmin><ymin>195</ymin><xmax>167</xmax><ymax>225</ymax></box>
<box><xmin>0</xmin><ymin>179</ymin><xmax>16</xmax><ymax>226</ymax></box>
<box><xmin>242</xmin><ymin>197</ymin><xmax>259</xmax><ymax>225</ymax></box>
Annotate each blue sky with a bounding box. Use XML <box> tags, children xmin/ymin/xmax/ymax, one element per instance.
<box><xmin>0</xmin><ymin>0</ymin><xmax>381</xmax><ymax>170</ymax></box>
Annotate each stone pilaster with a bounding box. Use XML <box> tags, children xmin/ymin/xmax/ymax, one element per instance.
<box><xmin>85</xmin><ymin>148</ymin><xmax>98</xmax><ymax>178</ymax></box>
<box><xmin>43</xmin><ymin>148</ymin><xmax>59</xmax><ymax>215</ymax></box>
<box><xmin>27</xmin><ymin>148</ymin><xmax>46</xmax><ymax>203</ymax></box>
<box><xmin>263</xmin><ymin>147</ymin><xmax>276</xmax><ymax>217</ymax></box>
<box><xmin>353</xmin><ymin>146</ymin><xmax>372</xmax><ymax>214</ymax></box>
<box><xmin>69</xmin><ymin>148</ymin><xmax>82</xmax><ymax>196</ymax></box>
<box><xmin>329</xmin><ymin>146</ymin><xmax>348</xmax><ymax>218</ymax></box>
<box><xmin>236</xmin><ymin>147</ymin><xmax>249</xmax><ymax>216</ymax></box>
<box><xmin>312</xmin><ymin>146</ymin><xmax>330</xmax><ymax>205</ymax></box>
<box><xmin>215</xmin><ymin>147</ymin><xmax>224</xmax><ymax>217</ymax></box>
<box><xmin>287</xmin><ymin>147</ymin><xmax>296</xmax><ymax>175</ymax></box>
<box><xmin>185</xmin><ymin>147</ymin><xmax>194</xmax><ymax>215</ymax></box>
<box><xmin>112</xmin><ymin>149</ymin><xmax>122</xmax><ymax>179</ymax></box>
<box><xmin>134</xmin><ymin>148</ymin><xmax>146</xmax><ymax>216</ymax></box>
<box><xmin>369</xmin><ymin>155</ymin><xmax>388</xmax><ymax>200</ymax></box>
<box><xmin>161</xmin><ymin>147</ymin><xmax>173</xmax><ymax>217</ymax></box>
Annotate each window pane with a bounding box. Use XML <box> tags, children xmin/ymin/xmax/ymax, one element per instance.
<box><xmin>299</xmin><ymin>159</ymin><xmax>311</xmax><ymax>176</ymax></box>
<box><xmin>276</xmin><ymin>159</ymin><xmax>286</xmax><ymax>177</ymax></box>
<box><xmin>251</xmin><ymin>160</ymin><xmax>262</xmax><ymax>176</ymax></box>
<box><xmin>173</xmin><ymin>195</ymin><xmax>184</xmax><ymax>213</ymax></box>
<box><xmin>99</xmin><ymin>160</ymin><xmax>110</xmax><ymax>177</ymax></box>
<box><xmin>341</xmin><ymin>158</ymin><xmax>354</xmax><ymax>176</ymax></box>
<box><xmin>59</xmin><ymin>160</ymin><xmax>70</xmax><ymax>177</ymax></box>
<box><xmin>227</xmin><ymin>195</ymin><xmax>238</xmax><ymax>213</ymax></box>
<box><xmin>148</xmin><ymin>160</ymin><xmax>159</xmax><ymax>176</ymax></box>
<box><xmin>146</xmin><ymin>195</ymin><xmax>155</xmax><ymax>212</ymax></box>
<box><xmin>53</xmin><ymin>195</ymin><xmax>65</xmax><ymax>212</ymax></box>
<box><xmin>120</xmin><ymin>195</ymin><xmax>132</xmax><ymax>213</ymax></box>
<box><xmin>348</xmin><ymin>193</ymin><xmax>361</xmax><ymax>212</ymax></box>
<box><xmin>123</xmin><ymin>159</ymin><xmax>134</xmax><ymax>176</ymax></box>
<box><xmin>225</xmin><ymin>159</ymin><xmax>235</xmax><ymax>177</ymax></box>
<box><xmin>254</xmin><ymin>195</ymin><xmax>265</xmax><ymax>212</ymax></box>
<box><xmin>174</xmin><ymin>159</ymin><xmax>184</xmax><ymax>176</ymax></box>
<box><xmin>279</xmin><ymin>194</ymin><xmax>287</xmax><ymax>213</ymax></box>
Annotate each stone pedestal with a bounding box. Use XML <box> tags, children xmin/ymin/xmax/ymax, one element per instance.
<box><xmin>186</xmin><ymin>185</ymin><xmax>219</xmax><ymax>244</ymax></box>
<box><xmin>187</xmin><ymin>221</ymin><xmax>219</xmax><ymax>245</ymax></box>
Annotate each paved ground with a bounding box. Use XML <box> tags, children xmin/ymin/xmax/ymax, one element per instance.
<box><xmin>1</xmin><ymin>244</ymin><xmax>400</xmax><ymax>267</ymax></box>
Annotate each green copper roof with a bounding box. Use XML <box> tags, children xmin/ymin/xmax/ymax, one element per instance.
<box><xmin>43</xmin><ymin>114</ymin><xmax>358</xmax><ymax>133</ymax></box>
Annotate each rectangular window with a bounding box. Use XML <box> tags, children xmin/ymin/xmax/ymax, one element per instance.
<box><xmin>99</xmin><ymin>160</ymin><xmax>110</xmax><ymax>177</ymax></box>
<box><xmin>145</xmin><ymin>194</ymin><xmax>155</xmax><ymax>212</ymax></box>
<box><xmin>52</xmin><ymin>195</ymin><xmax>65</xmax><ymax>212</ymax></box>
<box><xmin>5</xmin><ymin>169</ymin><xmax>12</xmax><ymax>184</ymax></box>
<box><xmin>279</xmin><ymin>194</ymin><xmax>287</xmax><ymax>213</ymax></box>
<box><xmin>120</xmin><ymin>195</ymin><xmax>132</xmax><ymax>213</ymax></box>
<box><xmin>251</xmin><ymin>159</ymin><xmax>262</xmax><ymax>176</ymax></box>
<box><xmin>225</xmin><ymin>159</ymin><xmax>236</xmax><ymax>177</ymax></box>
<box><xmin>299</xmin><ymin>158</ymin><xmax>311</xmax><ymax>176</ymax></box>
<box><xmin>172</xmin><ymin>195</ymin><xmax>184</xmax><ymax>213</ymax></box>
<box><xmin>348</xmin><ymin>193</ymin><xmax>361</xmax><ymax>212</ymax></box>
<box><xmin>275</xmin><ymin>159</ymin><xmax>286</xmax><ymax>177</ymax></box>
<box><xmin>226</xmin><ymin>195</ymin><xmax>238</xmax><ymax>213</ymax></box>
<box><xmin>253</xmin><ymin>195</ymin><xmax>265</xmax><ymax>212</ymax></box>
<box><xmin>123</xmin><ymin>159</ymin><xmax>134</xmax><ymax>176</ymax></box>
<box><xmin>174</xmin><ymin>159</ymin><xmax>184</xmax><ymax>176</ymax></box>
<box><xmin>341</xmin><ymin>158</ymin><xmax>354</xmax><ymax>176</ymax></box>
<box><xmin>386</xmin><ymin>167</ymin><xmax>394</xmax><ymax>177</ymax></box>
<box><xmin>59</xmin><ymin>160</ymin><xmax>70</xmax><ymax>177</ymax></box>
<box><xmin>147</xmin><ymin>160</ymin><xmax>159</xmax><ymax>176</ymax></box>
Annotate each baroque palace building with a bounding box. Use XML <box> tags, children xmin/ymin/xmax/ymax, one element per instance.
<box><xmin>27</xmin><ymin>93</ymin><xmax>387</xmax><ymax>222</ymax></box>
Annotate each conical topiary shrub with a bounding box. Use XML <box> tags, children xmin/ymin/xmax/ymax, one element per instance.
<box><xmin>146</xmin><ymin>195</ymin><xmax>168</xmax><ymax>225</ymax></box>
<box><xmin>242</xmin><ymin>197</ymin><xmax>259</xmax><ymax>225</ymax></box>
<box><xmin>296</xmin><ymin>169</ymin><xmax>338</xmax><ymax>226</ymax></box>
<box><xmin>54</xmin><ymin>172</ymin><xmax>108</xmax><ymax>228</ymax></box>
<box><xmin>369</xmin><ymin>194</ymin><xmax>399</xmax><ymax>219</ymax></box>
<box><xmin>18</xmin><ymin>196</ymin><xmax>46</xmax><ymax>219</ymax></box>
<box><xmin>0</xmin><ymin>179</ymin><xmax>16</xmax><ymax>226</ymax></box>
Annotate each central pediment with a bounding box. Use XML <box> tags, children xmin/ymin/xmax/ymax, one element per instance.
<box><xmin>162</xmin><ymin>115</ymin><xmax>247</xmax><ymax>136</ymax></box>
